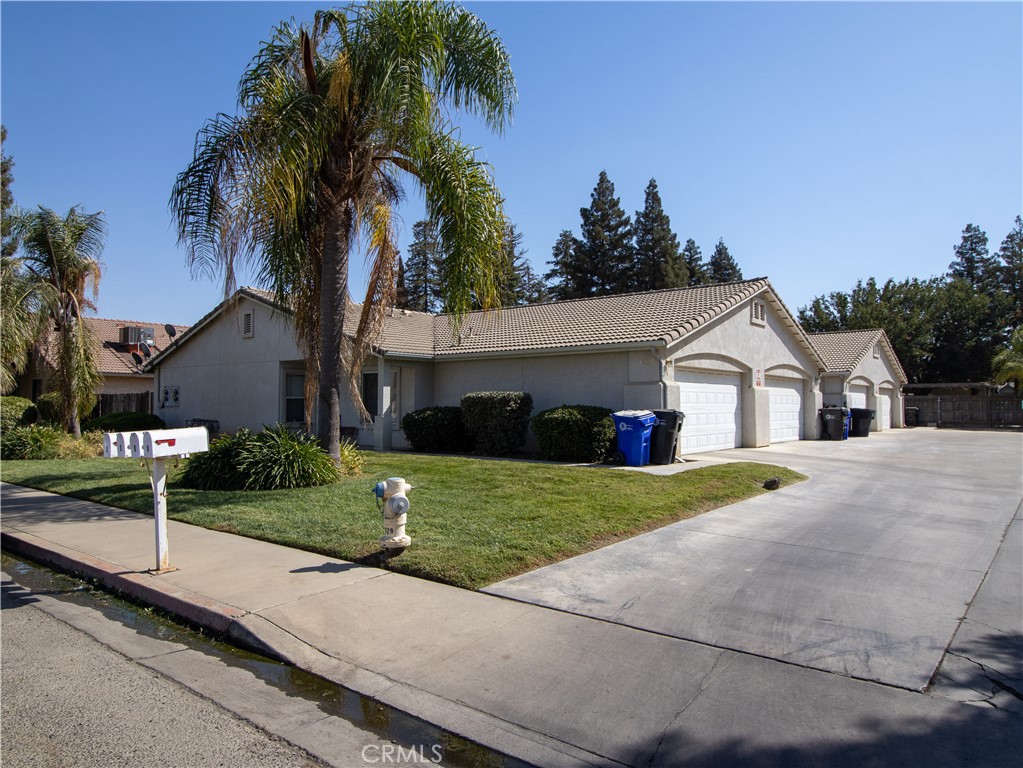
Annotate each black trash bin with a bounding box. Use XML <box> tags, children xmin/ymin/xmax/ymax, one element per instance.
<box><xmin>650</xmin><ymin>410</ymin><xmax>685</xmax><ymax>465</ymax></box>
<box><xmin>849</xmin><ymin>408</ymin><xmax>875</xmax><ymax>437</ymax></box>
<box><xmin>905</xmin><ymin>406</ymin><xmax>919</xmax><ymax>427</ymax></box>
<box><xmin>819</xmin><ymin>407</ymin><xmax>849</xmax><ymax>440</ymax></box>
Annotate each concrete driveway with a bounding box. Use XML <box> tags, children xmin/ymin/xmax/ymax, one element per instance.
<box><xmin>485</xmin><ymin>428</ymin><xmax>1022</xmax><ymax>691</ymax></box>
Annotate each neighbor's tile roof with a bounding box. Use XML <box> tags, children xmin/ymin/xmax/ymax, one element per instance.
<box><xmin>38</xmin><ymin>318</ymin><xmax>189</xmax><ymax>377</ymax></box>
<box><xmin>809</xmin><ymin>329</ymin><xmax>907</xmax><ymax>382</ymax></box>
<box><xmin>431</xmin><ymin>279</ymin><xmax>773</xmax><ymax>355</ymax></box>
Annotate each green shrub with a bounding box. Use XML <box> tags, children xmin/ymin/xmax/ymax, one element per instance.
<box><xmin>1</xmin><ymin>424</ymin><xmax>63</xmax><ymax>460</ymax></box>
<box><xmin>1</xmin><ymin>396</ymin><xmax>37</xmax><ymax>433</ymax></box>
<box><xmin>338</xmin><ymin>439</ymin><xmax>365</xmax><ymax>476</ymax></box>
<box><xmin>401</xmin><ymin>406</ymin><xmax>469</xmax><ymax>453</ymax></box>
<box><xmin>532</xmin><ymin>405</ymin><xmax>616</xmax><ymax>463</ymax></box>
<box><xmin>82</xmin><ymin>412</ymin><xmax>165</xmax><ymax>433</ymax></box>
<box><xmin>179</xmin><ymin>429</ymin><xmax>252</xmax><ymax>491</ymax></box>
<box><xmin>34</xmin><ymin>392</ymin><xmax>62</xmax><ymax>425</ymax></box>
<box><xmin>180</xmin><ymin>425</ymin><xmax>343</xmax><ymax>491</ymax></box>
<box><xmin>460</xmin><ymin>391</ymin><xmax>533</xmax><ymax>456</ymax></box>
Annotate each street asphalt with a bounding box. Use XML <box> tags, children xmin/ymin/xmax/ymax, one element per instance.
<box><xmin>1</xmin><ymin>427</ymin><xmax>1020</xmax><ymax>767</ymax></box>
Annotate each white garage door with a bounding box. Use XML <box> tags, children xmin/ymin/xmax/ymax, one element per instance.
<box><xmin>677</xmin><ymin>370</ymin><xmax>742</xmax><ymax>454</ymax></box>
<box><xmin>847</xmin><ymin>384</ymin><xmax>869</xmax><ymax>409</ymax></box>
<box><xmin>767</xmin><ymin>378</ymin><xmax>804</xmax><ymax>443</ymax></box>
<box><xmin>878</xmin><ymin>389</ymin><xmax>893</xmax><ymax>430</ymax></box>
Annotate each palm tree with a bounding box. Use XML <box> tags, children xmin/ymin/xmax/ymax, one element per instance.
<box><xmin>0</xmin><ymin>252</ymin><xmax>47</xmax><ymax>394</ymax></box>
<box><xmin>992</xmin><ymin>327</ymin><xmax>1023</xmax><ymax>390</ymax></box>
<box><xmin>15</xmin><ymin>206</ymin><xmax>106</xmax><ymax>436</ymax></box>
<box><xmin>171</xmin><ymin>1</ymin><xmax>516</xmax><ymax>461</ymax></box>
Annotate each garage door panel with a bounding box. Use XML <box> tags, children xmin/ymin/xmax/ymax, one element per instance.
<box><xmin>767</xmin><ymin>378</ymin><xmax>803</xmax><ymax>443</ymax></box>
<box><xmin>878</xmin><ymin>391</ymin><xmax>893</xmax><ymax>430</ymax></box>
<box><xmin>848</xmin><ymin>385</ymin><xmax>869</xmax><ymax>409</ymax></box>
<box><xmin>677</xmin><ymin>371</ymin><xmax>742</xmax><ymax>454</ymax></box>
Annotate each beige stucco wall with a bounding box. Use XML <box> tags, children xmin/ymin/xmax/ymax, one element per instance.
<box><xmin>821</xmin><ymin>345</ymin><xmax>905</xmax><ymax>430</ymax></box>
<box><xmin>99</xmin><ymin>374</ymin><xmax>154</xmax><ymax>395</ymax></box>
<box><xmin>153</xmin><ymin>296</ymin><xmax>306</xmax><ymax>433</ymax></box>
<box><xmin>665</xmin><ymin>293</ymin><xmax>822</xmax><ymax>446</ymax></box>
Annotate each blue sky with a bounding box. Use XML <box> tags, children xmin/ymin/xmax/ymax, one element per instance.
<box><xmin>2</xmin><ymin>1</ymin><xmax>1020</xmax><ymax>327</ymax></box>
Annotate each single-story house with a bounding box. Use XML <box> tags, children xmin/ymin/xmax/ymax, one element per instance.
<box><xmin>151</xmin><ymin>278</ymin><xmax>903</xmax><ymax>456</ymax></box>
<box><xmin>808</xmin><ymin>329</ymin><xmax>908</xmax><ymax>430</ymax></box>
<box><xmin>14</xmin><ymin>318</ymin><xmax>188</xmax><ymax>415</ymax></box>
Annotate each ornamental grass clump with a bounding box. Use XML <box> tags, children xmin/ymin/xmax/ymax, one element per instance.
<box><xmin>1</xmin><ymin>424</ymin><xmax>63</xmax><ymax>460</ymax></box>
<box><xmin>180</xmin><ymin>425</ymin><xmax>355</xmax><ymax>491</ymax></box>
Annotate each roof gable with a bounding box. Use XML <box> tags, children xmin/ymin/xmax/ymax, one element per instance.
<box><xmin>809</xmin><ymin>329</ymin><xmax>907</xmax><ymax>383</ymax></box>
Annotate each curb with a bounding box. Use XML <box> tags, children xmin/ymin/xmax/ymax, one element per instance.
<box><xmin>1</xmin><ymin>527</ymin><xmax>614</xmax><ymax>768</ymax></box>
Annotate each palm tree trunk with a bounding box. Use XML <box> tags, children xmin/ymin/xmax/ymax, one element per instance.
<box><xmin>317</xmin><ymin>207</ymin><xmax>351</xmax><ymax>463</ymax></box>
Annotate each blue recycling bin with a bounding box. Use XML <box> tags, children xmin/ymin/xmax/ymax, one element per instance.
<box><xmin>612</xmin><ymin>410</ymin><xmax>657</xmax><ymax>466</ymax></box>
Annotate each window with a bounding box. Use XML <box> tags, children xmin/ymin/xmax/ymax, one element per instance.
<box><xmin>284</xmin><ymin>372</ymin><xmax>305</xmax><ymax>423</ymax></box>
<box><xmin>873</xmin><ymin>343</ymin><xmax>881</xmax><ymax>358</ymax></box>
<box><xmin>362</xmin><ymin>372</ymin><xmax>378</xmax><ymax>417</ymax></box>
<box><xmin>751</xmin><ymin>300</ymin><xmax>767</xmax><ymax>326</ymax></box>
<box><xmin>242</xmin><ymin>310</ymin><xmax>254</xmax><ymax>338</ymax></box>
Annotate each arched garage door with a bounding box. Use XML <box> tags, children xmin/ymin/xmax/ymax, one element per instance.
<box><xmin>847</xmin><ymin>384</ymin><xmax>869</xmax><ymax>409</ymax></box>
<box><xmin>878</xmin><ymin>388</ymin><xmax>894</xmax><ymax>430</ymax></box>
<box><xmin>677</xmin><ymin>370</ymin><xmax>742</xmax><ymax>453</ymax></box>
<box><xmin>767</xmin><ymin>377</ymin><xmax>804</xmax><ymax>443</ymax></box>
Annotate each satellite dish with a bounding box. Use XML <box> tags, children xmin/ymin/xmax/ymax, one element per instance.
<box><xmin>140</xmin><ymin>342</ymin><xmax>152</xmax><ymax>358</ymax></box>
<box><xmin>164</xmin><ymin>324</ymin><xmax>177</xmax><ymax>338</ymax></box>
<box><xmin>131</xmin><ymin>352</ymin><xmax>144</xmax><ymax>367</ymax></box>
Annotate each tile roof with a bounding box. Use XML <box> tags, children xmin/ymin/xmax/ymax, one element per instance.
<box><xmin>149</xmin><ymin>279</ymin><xmax>824</xmax><ymax>367</ymax></box>
<box><xmin>431</xmin><ymin>279</ymin><xmax>773</xmax><ymax>355</ymax></box>
<box><xmin>38</xmin><ymin>318</ymin><xmax>189</xmax><ymax>377</ymax></box>
<box><xmin>809</xmin><ymin>329</ymin><xmax>907</xmax><ymax>383</ymax></box>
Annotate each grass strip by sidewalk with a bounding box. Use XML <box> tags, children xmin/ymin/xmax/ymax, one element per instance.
<box><xmin>1</xmin><ymin>454</ymin><xmax>804</xmax><ymax>590</ymax></box>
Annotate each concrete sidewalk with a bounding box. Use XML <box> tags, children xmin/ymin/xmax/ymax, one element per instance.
<box><xmin>1</xmin><ymin>480</ymin><xmax>1020</xmax><ymax>768</ymax></box>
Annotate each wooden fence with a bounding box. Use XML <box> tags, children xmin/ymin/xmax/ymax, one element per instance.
<box><xmin>89</xmin><ymin>391</ymin><xmax>152</xmax><ymax>420</ymax></box>
<box><xmin>904</xmin><ymin>395</ymin><xmax>1023</xmax><ymax>427</ymax></box>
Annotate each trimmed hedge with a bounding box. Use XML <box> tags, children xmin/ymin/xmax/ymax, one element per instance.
<box><xmin>532</xmin><ymin>405</ymin><xmax>616</xmax><ymax>463</ymax></box>
<box><xmin>460</xmin><ymin>391</ymin><xmax>533</xmax><ymax>457</ymax></box>
<box><xmin>82</xmin><ymin>412</ymin><xmax>165</xmax><ymax>433</ymax></box>
<box><xmin>1</xmin><ymin>396</ymin><xmax>38</xmax><ymax>433</ymax></box>
<box><xmin>401</xmin><ymin>406</ymin><xmax>470</xmax><ymax>453</ymax></box>
<box><xmin>35</xmin><ymin>390</ymin><xmax>97</xmax><ymax>426</ymax></box>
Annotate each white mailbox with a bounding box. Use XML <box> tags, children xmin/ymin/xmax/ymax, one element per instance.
<box><xmin>142</xmin><ymin>427</ymin><xmax>209</xmax><ymax>459</ymax></box>
<box><xmin>103</xmin><ymin>432</ymin><xmax>124</xmax><ymax>458</ymax></box>
<box><xmin>128</xmin><ymin>432</ymin><xmax>144</xmax><ymax>459</ymax></box>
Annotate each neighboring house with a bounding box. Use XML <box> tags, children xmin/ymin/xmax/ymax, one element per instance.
<box><xmin>14</xmin><ymin>318</ymin><xmax>189</xmax><ymax>415</ymax></box>
<box><xmin>147</xmin><ymin>278</ymin><xmax>862</xmax><ymax>457</ymax></box>
<box><xmin>809</xmin><ymin>329</ymin><xmax>908</xmax><ymax>430</ymax></box>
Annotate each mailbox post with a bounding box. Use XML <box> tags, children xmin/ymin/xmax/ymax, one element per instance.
<box><xmin>103</xmin><ymin>427</ymin><xmax>209</xmax><ymax>572</ymax></box>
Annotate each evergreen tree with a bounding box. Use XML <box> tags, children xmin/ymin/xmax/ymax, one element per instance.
<box><xmin>544</xmin><ymin>229</ymin><xmax>591</xmax><ymax>300</ymax></box>
<box><xmin>997</xmin><ymin>215</ymin><xmax>1023</xmax><ymax>333</ymax></box>
<box><xmin>708</xmin><ymin>238</ymin><xmax>743</xmax><ymax>283</ymax></box>
<box><xmin>633</xmin><ymin>179</ymin><xmax>686</xmax><ymax>291</ymax></box>
<box><xmin>405</xmin><ymin>220</ymin><xmax>443</xmax><ymax>313</ymax></box>
<box><xmin>682</xmin><ymin>239</ymin><xmax>705</xmax><ymax>286</ymax></box>
<box><xmin>394</xmin><ymin>254</ymin><xmax>409</xmax><ymax>309</ymax></box>
<box><xmin>2</xmin><ymin>126</ymin><xmax>18</xmax><ymax>259</ymax></box>
<box><xmin>496</xmin><ymin>222</ymin><xmax>543</xmax><ymax>306</ymax></box>
<box><xmin>949</xmin><ymin>223</ymin><xmax>999</xmax><ymax>292</ymax></box>
<box><xmin>578</xmin><ymin>171</ymin><xmax>634</xmax><ymax>295</ymax></box>
<box><xmin>519</xmin><ymin>262</ymin><xmax>549</xmax><ymax>305</ymax></box>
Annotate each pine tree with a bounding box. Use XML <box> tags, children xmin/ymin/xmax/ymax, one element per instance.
<box><xmin>1</xmin><ymin>126</ymin><xmax>18</xmax><ymax>259</ymax></box>
<box><xmin>633</xmin><ymin>179</ymin><xmax>686</xmax><ymax>291</ymax></box>
<box><xmin>496</xmin><ymin>223</ymin><xmax>545</xmax><ymax>306</ymax></box>
<box><xmin>949</xmin><ymin>223</ymin><xmax>999</xmax><ymax>293</ymax></box>
<box><xmin>578</xmin><ymin>171</ymin><xmax>635</xmax><ymax>295</ymax></box>
<box><xmin>405</xmin><ymin>220</ymin><xmax>443</xmax><ymax>313</ymax></box>
<box><xmin>997</xmin><ymin>215</ymin><xmax>1023</xmax><ymax>333</ymax></box>
<box><xmin>544</xmin><ymin>229</ymin><xmax>591</xmax><ymax>301</ymax></box>
<box><xmin>708</xmin><ymin>238</ymin><xmax>743</xmax><ymax>283</ymax></box>
<box><xmin>682</xmin><ymin>239</ymin><xmax>705</xmax><ymax>286</ymax></box>
<box><xmin>394</xmin><ymin>254</ymin><xmax>409</xmax><ymax>309</ymax></box>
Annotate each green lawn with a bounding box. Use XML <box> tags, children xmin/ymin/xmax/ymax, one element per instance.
<box><xmin>1</xmin><ymin>454</ymin><xmax>804</xmax><ymax>590</ymax></box>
